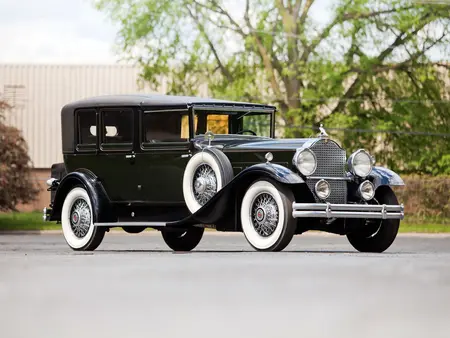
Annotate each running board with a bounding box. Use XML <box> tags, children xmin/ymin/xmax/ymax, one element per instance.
<box><xmin>93</xmin><ymin>222</ymin><xmax>167</xmax><ymax>227</ymax></box>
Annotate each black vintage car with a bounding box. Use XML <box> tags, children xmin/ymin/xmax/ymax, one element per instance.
<box><xmin>43</xmin><ymin>94</ymin><xmax>405</xmax><ymax>252</ymax></box>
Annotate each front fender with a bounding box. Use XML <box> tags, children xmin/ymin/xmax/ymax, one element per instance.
<box><xmin>240</xmin><ymin>163</ymin><xmax>305</xmax><ymax>184</ymax></box>
<box><xmin>369</xmin><ymin>166</ymin><xmax>405</xmax><ymax>190</ymax></box>
<box><xmin>50</xmin><ymin>169</ymin><xmax>115</xmax><ymax>223</ymax></box>
<box><xmin>169</xmin><ymin>163</ymin><xmax>304</xmax><ymax>226</ymax></box>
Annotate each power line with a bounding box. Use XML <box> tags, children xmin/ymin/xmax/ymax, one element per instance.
<box><xmin>278</xmin><ymin>125</ymin><xmax>450</xmax><ymax>137</ymax></box>
<box><xmin>244</xmin><ymin>96</ymin><xmax>450</xmax><ymax>103</ymax></box>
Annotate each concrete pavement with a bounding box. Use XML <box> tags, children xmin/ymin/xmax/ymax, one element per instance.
<box><xmin>1</xmin><ymin>232</ymin><xmax>450</xmax><ymax>338</ymax></box>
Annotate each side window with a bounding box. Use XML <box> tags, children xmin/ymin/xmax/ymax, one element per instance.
<box><xmin>142</xmin><ymin>110</ymin><xmax>189</xmax><ymax>144</ymax></box>
<box><xmin>100</xmin><ymin>109</ymin><xmax>134</xmax><ymax>150</ymax></box>
<box><xmin>76</xmin><ymin>109</ymin><xmax>97</xmax><ymax>151</ymax></box>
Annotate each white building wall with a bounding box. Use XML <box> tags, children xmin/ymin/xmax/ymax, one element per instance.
<box><xmin>0</xmin><ymin>64</ymin><xmax>176</xmax><ymax>168</ymax></box>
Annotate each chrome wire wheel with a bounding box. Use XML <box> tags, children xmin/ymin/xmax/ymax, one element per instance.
<box><xmin>192</xmin><ymin>164</ymin><xmax>217</xmax><ymax>206</ymax></box>
<box><xmin>240</xmin><ymin>179</ymin><xmax>296</xmax><ymax>252</ymax></box>
<box><xmin>251</xmin><ymin>192</ymin><xmax>279</xmax><ymax>237</ymax></box>
<box><xmin>69</xmin><ymin>198</ymin><xmax>91</xmax><ymax>238</ymax></box>
<box><xmin>61</xmin><ymin>187</ymin><xmax>105</xmax><ymax>251</ymax></box>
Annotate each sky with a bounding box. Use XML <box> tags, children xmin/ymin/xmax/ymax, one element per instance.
<box><xmin>0</xmin><ymin>0</ymin><xmax>120</xmax><ymax>64</ymax></box>
<box><xmin>0</xmin><ymin>0</ymin><xmax>445</xmax><ymax>65</ymax></box>
<box><xmin>0</xmin><ymin>0</ymin><xmax>334</xmax><ymax>65</ymax></box>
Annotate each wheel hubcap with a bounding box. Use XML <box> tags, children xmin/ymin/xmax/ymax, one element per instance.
<box><xmin>69</xmin><ymin>198</ymin><xmax>91</xmax><ymax>238</ymax></box>
<box><xmin>251</xmin><ymin>193</ymin><xmax>279</xmax><ymax>237</ymax></box>
<box><xmin>193</xmin><ymin>164</ymin><xmax>217</xmax><ymax>206</ymax></box>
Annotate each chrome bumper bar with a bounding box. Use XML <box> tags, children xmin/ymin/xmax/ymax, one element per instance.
<box><xmin>43</xmin><ymin>207</ymin><xmax>52</xmax><ymax>221</ymax></box>
<box><xmin>292</xmin><ymin>203</ymin><xmax>404</xmax><ymax>220</ymax></box>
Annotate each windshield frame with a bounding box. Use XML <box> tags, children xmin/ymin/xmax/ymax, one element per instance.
<box><xmin>191</xmin><ymin>105</ymin><xmax>275</xmax><ymax>138</ymax></box>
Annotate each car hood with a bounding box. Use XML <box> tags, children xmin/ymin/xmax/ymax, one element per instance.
<box><xmin>193</xmin><ymin>135</ymin><xmax>319</xmax><ymax>151</ymax></box>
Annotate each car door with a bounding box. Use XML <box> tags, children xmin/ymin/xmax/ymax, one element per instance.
<box><xmin>89</xmin><ymin>107</ymin><xmax>139</xmax><ymax>202</ymax></box>
<box><xmin>133</xmin><ymin>109</ymin><xmax>192</xmax><ymax>204</ymax></box>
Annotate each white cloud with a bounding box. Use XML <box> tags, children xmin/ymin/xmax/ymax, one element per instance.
<box><xmin>0</xmin><ymin>0</ymin><xmax>120</xmax><ymax>64</ymax></box>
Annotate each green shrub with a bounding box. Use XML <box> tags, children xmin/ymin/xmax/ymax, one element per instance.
<box><xmin>0</xmin><ymin>100</ymin><xmax>40</xmax><ymax>211</ymax></box>
<box><xmin>394</xmin><ymin>175</ymin><xmax>450</xmax><ymax>219</ymax></box>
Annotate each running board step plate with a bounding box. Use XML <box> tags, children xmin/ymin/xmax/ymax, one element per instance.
<box><xmin>93</xmin><ymin>222</ymin><xmax>167</xmax><ymax>227</ymax></box>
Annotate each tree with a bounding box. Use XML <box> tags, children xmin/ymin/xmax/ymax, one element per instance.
<box><xmin>94</xmin><ymin>0</ymin><xmax>450</xmax><ymax>174</ymax></box>
<box><xmin>0</xmin><ymin>100</ymin><xmax>39</xmax><ymax>211</ymax></box>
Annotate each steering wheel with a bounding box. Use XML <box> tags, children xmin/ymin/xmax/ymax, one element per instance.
<box><xmin>236</xmin><ymin>129</ymin><xmax>257</xmax><ymax>136</ymax></box>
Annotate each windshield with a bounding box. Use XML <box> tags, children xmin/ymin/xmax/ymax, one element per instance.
<box><xmin>192</xmin><ymin>109</ymin><xmax>273</xmax><ymax>138</ymax></box>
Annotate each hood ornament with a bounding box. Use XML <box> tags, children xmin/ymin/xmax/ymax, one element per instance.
<box><xmin>318</xmin><ymin>124</ymin><xmax>329</xmax><ymax>138</ymax></box>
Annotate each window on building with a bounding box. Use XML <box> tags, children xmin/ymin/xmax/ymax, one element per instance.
<box><xmin>143</xmin><ymin>110</ymin><xmax>189</xmax><ymax>144</ymax></box>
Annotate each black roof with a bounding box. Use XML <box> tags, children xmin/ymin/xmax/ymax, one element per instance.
<box><xmin>61</xmin><ymin>94</ymin><xmax>276</xmax><ymax>117</ymax></box>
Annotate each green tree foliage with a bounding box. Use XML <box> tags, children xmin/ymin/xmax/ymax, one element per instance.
<box><xmin>94</xmin><ymin>0</ymin><xmax>450</xmax><ymax>174</ymax></box>
<box><xmin>0</xmin><ymin>100</ymin><xmax>39</xmax><ymax>211</ymax></box>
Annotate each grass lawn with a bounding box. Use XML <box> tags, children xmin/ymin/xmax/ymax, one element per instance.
<box><xmin>0</xmin><ymin>211</ymin><xmax>449</xmax><ymax>233</ymax></box>
<box><xmin>0</xmin><ymin>211</ymin><xmax>61</xmax><ymax>231</ymax></box>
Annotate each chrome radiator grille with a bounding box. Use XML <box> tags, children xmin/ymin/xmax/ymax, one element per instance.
<box><xmin>306</xmin><ymin>139</ymin><xmax>347</xmax><ymax>204</ymax></box>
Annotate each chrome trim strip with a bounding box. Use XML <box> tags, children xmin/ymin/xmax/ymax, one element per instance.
<box><xmin>307</xmin><ymin>176</ymin><xmax>352</xmax><ymax>181</ymax></box>
<box><xmin>292</xmin><ymin>202</ymin><xmax>404</xmax><ymax>219</ymax></box>
<box><xmin>93</xmin><ymin>222</ymin><xmax>167</xmax><ymax>227</ymax></box>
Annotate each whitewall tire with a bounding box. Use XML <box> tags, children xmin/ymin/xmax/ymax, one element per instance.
<box><xmin>182</xmin><ymin>148</ymin><xmax>233</xmax><ymax>214</ymax></box>
<box><xmin>240</xmin><ymin>179</ymin><xmax>296</xmax><ymax>251</ymax></box>
<box><xmin>61</xmin><ymin>186</ymin><xmax>105</xmax><ymax>251</ymax></box>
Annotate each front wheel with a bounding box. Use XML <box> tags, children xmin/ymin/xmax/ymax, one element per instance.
<box><xmin>346</xmin><ymin>186</ymin><xmax>400</xmax><ymax>253</ymax></box>
<box><xmin>240</xmin><ymin>179</ymin><xmax>296</xmax><ymax>252</ymax></box>
<box><xmin>161</xmin><ymin>227</ymin><xmax>204</xmax><ymax>251</ymax></box>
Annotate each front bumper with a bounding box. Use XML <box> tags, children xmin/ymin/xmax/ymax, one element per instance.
<box><xmin>292</xmin><ymin>202</ymin><xmax>404</xmax><ymax>220</ymax></box>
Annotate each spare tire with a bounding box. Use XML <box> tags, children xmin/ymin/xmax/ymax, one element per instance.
<box><xmin>182</xmin><ymin>147</ymin><xmax>233</xmax><ymax>214</ymax></box>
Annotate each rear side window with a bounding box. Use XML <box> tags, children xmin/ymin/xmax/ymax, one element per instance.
<box><xmin>142</xmin><ymin>110</ymin><xmax>189</xmax><ymax>144</ymax></box>
<box><xmin>100</xmin><ymin>109</ymin><xmax>134</xmax><ymax>151</ymax></box>
<box><xmin>76</xmin><ymin>109</ymin><xmax>97</xmax><ymax>151</ymax></box>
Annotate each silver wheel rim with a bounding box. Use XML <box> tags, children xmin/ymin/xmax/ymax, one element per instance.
<box><xmin>364</xmin><ymin>197</ymin><xmax>383</xmax><ymax>238</ymax></box>
<box><xmin>251</xmin><ymin>192</ymin><xmax>279</xmax><ymax>237</ymax></box>
<box><xmin>69</xmin><ymin>198</ymin><xmax>91</xmax><ymax>238</ymax></box>
<box><xmin>192</xmin><ymin>164</ymin><xmax>217</xmax><ymax>206</ymax></box>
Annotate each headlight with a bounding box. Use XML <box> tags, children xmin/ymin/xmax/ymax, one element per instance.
<box><xmin>315</xmin><ymin>179</ymin><xmax>331</xmax><ymax>199</ymax></box>
<box><xmin>358</xmin><ymin>180</ymin><xmax>375</xmax><ymax>201</ymax></box>
<box><xmin>348</xmin><ymin>149</ymin><xmax>373</xmax><ymax>177</ymax></box>
<box><xmin>293</xmin><ymin>148</ymin><xmax>317</xmax><ymax>176</ymax></box>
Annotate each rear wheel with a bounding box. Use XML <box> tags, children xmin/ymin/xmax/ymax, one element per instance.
<box><xmin>122</xmin><ymin>226</ymin><xmax>146</xmax><ymax>234</ymax></box>
<box><xmin>61</xmin><ymin>186</ymin><xmax>105</xmax><ymax>251</ymax></box>
<box><xmin>240</xmin><ymin>179</ymin><xmax>296</xmax><ymax>252</ymax></box>
<box><xmin>161</xmin><ymin>227</ymin><xmax>204</xmax><ymax>251</ymax></box>
<box><xmin>346</xmin><ymin>186</ymin><xmax>400</xmax><ymax>253</ymax></box>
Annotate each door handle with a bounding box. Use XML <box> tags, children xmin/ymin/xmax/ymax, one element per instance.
<box><xmin>125</xmin><ymin>154</ymin><xmax>136</xmax><ymax>159</ymax></box>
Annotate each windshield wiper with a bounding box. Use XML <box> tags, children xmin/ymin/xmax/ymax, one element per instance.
<box><xmin>237</xmin><ymin>110</ymin><xmax>253</xmax><ymax>119</ymax></box>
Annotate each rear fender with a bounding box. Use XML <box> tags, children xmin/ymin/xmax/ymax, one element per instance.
<box><xmin>49</xmin><ymin>169</ymin><xmax>115</xmax><ymax>223</ymax></box>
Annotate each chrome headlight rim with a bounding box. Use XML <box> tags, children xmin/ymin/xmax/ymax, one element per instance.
<box><xmin>358</xmin><ymin>180</ymin><xmax>375</xmax><ymax>201</ymax></box>
<box><xmin>293</xmin><ymin>148</ymin><xmax>317</xmax><ymax>176</ymax></box>
<box><xmin>315</xmin><ymin>179</ymin><xmax>331</xmax><ymax>200</ymax></box>
<box><xmin>348</xmin><ymin>149</ymin><xmax>374</xmax><ymax>177</ymax></box>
